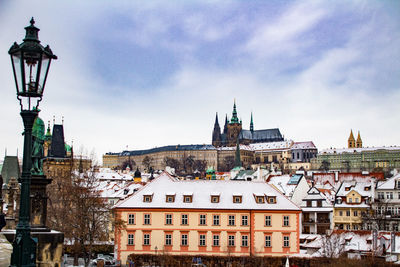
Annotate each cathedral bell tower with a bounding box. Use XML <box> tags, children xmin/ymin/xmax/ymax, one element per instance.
<box><xmin>348</xmin><ymin>130</ymin><xmax>355</xmax><ymax>148</ymax></box>
<box><xmin>227</xmin><ymin>100</ymin><xmax>242</xmax><ymax>146</ymax></box>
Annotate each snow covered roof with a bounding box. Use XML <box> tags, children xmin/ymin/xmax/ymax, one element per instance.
<box><xmin>320</xmin><ymin>146</ymin><xmax>400</xmax><ymax>155</ymax></box>
<box><xmin>336</xmin><ymin>181</ymin><xmax>372</xmax><ymax>198</ymax></box>
<box><xmin>115</xmin><ymin>172</ymin><xmax>300</xmax><ymax>211</ymax></box>
<box><xmin>249</xmin><ymin>140</ymin><xmax>293</xmax><ymax>151</ymax></box>
<box><xmin>291</xmin><ymin>141</ymin><xmax>317</xmax><ymax>150</ymax></box>
<box><xmin>377</xmin><ymin>173</ymin><xmax>400</xmax><ymax>190</ymax></box>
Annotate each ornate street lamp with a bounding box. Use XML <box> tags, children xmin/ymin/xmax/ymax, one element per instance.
<box><xmin>8</xmin><ymin>18</ymin><xmax>57</xmax><ymax>267</ymax></box>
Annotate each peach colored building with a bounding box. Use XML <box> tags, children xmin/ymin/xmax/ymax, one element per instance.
<box><xmin>114</xmin><ymin>172</ymin><xmax>301</xmax><ymax>263</ymax></box>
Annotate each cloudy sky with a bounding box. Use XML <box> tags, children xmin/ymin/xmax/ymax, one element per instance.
<box><xmin>0</xmin><ymin>0</ymin><xmax>399</xmax><ymax>163</ymax></box>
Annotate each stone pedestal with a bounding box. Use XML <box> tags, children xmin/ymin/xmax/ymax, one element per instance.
<box><xmin>3</xmin><ymin>230</ymin><xmax>64</xmax><ymax>267</ymax></box>
<box><xmin>30</xmin><ymin>174</ymin><xmax>52</xmax><ymax>232</ymax></box>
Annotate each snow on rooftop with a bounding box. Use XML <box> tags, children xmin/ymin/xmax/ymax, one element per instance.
<box><xmin>116</xmin><ymin>172</ymin><xmax>300</xmax><ymax>211</ymax></box>
<box><xmin>249</xmin><ymin>140</ymin><xmax>293</xmax><ymax>151</ymax></box>
<box><xmin>291</xmin><ymin>141</ymin><xmax>316</xmax><ymax>150</ymax></box>
<box><xmin>320</xmin><ymin>146</ymin><xmax>400</xmax><ymax>155</ymax></box>
<box><xmin>377</xmin><ymin>173</ymin><xmax>400</xmax><ymax>190</ymax></box>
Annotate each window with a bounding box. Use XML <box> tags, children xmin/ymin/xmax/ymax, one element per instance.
<box><xmin>348</xmin><ymin>198</ymin><xmax>352</xmax><ymax>203</ymax></box>
<box><xmin>181</xmin><ymin>214</ymin><xmax>188</xmax><ymax>225</ymax></box>
<box><xmin>144</xmin><ymin>214</ymin><xmax>151</xmax><ymax>225</ymax></box>
<box><xmin>378</xmin><ymin>192</ymin><xmax>384</xmax><ymax>199</ymax></box>
<box><xmin>199</xmin><ymin>234</ymin><xmax>206</xmax><ymax>246</ymax></box>
<box><xmin>265</xmin><ymin>235</ymin><xmax>271</xmax><ymax>247</ymax></box>
<box><xmin>339</xmin><ymin>211</ymin><xmax>343</xmax><ymax>216</ymax></box>
<box><xmin>228</xmin><ymin>215</ymin><xmax>235</xmax><ymax>226</ymax></box>
<box><xmin>213</xmin><ymin>235</ymin><xmax>220</xmax><ymax>246</ymax></box>
<box><xmin>165</xmin><ymin>214</ymin><xmax>172</xmax><ymax>225</ymax></box>
<box><xmin>353</xmin><ymin>224</ymin><xmax>358</xmax><ymax>230</ymax></box>
<box><xmin>241</xmin><ymin>215</ymin><xmax>248</xmax><ymax>226</ymax></box>
<box><xmin>283</xmin><ymin>236</ymin><xmax>290</xmax><ymax>247</ymax></box>
<box><xmin>346</xmin><ymin>210</ymin><xmax>350</xmax><ymax>217</ymax></box>
<box><xmin>143</xmin><ymin>233</ymin><xmax>150</xmax><ymax>245</ymax></box>
<box><xmin>317</xmin><ymin>200</ymin><xmax>322</xmax><ymax>207</ymax></box>
<box><xmin>355</xmin><ymin>198</ymin><xmax>359</xmax><ymax>203</ymax></box>
<box><xmin>199</xmin><ymin>214</ymin><xmax>206</xmax><ymax>225</ymax></box>
<box><xmin>211</xmin><ymin>196</ymin><xmax>220</xmax><ymax>203</ymax></box>
<box><xmin>283</xmin><ymin>216</ymin><xmax>289</xmax><ymax>226</ymax></box>
<box><xmin>265</xmin><ymin>215</ymin><xmax>271</xmax><ymax>226</ymax></box>
<box><xmin>353</xmin><ymin>210</ymin><xmax>358</xmax><ymax>217</ymax></box>
<box><xmin>387</xmin><ymin>192</ymin><xmax>394</xmax><ymax>199</ymax></box>
<box><xmin>166</xmin><ymin>195</ymin><xmax>175</xmax><ymax>203</ymax></box>
<box><xmin>241</xmin><ymin>235</ymin><xmax>248</xmax><ymax>247</ymax></box>
<box><xmin>267</xmin><ymin>196</ymin><xmax>276</xmax><ymax>204</ymax></box>
<box><xmin>307</xmin><ymin>200</ymin><xmax>312</xmax><ymax>207</ymax></box>
<box><xmin>128</xmin><ymin>234</ymin><xmax>134</xmax><ymax>245</ymax></box>
<box><xmin>128</xmin><ymin>214</ymin><xmax>135</xmax><ymax>225</ymax></box>
<box><xmin>213</xmin><ymin>215</ymin><xmax>220</xmax><ymax>225</ymax></box>
<box><xmin>183</xmin><ymin>195</ymin><xmax>193</xmax><ymax>203</ymax></box>
<box><xmin>228</xmin><ymin>235</ymin><xmax>235</xmax><ymax>246</ymax></box>
<box><xmin>143</xmin><ymin>195</ymin><xmax>153</xmax><ymax>202</ymax></box>
<box><xmin>233</xmin><ymin>196</ymin><xmax>242</xmax><ymax>203</ymax></box>
<box><xmin>181</xmin><ymin>234</ymin><xmax>188</xmax><ymax>246</ymax></box>
<box><xmin>346</xmin><ymin>224</ymin><xmax>351</xmax><ymax>230</ymax></box>
<box><xmin>165</xmin><ymin>234</ymin><xmax>172</xmax><ymax>246</ymax></box>
<box><xmin>256</xmin><ymin>196</ymin><xmax>265</xmax><ymax>203</ymax></box>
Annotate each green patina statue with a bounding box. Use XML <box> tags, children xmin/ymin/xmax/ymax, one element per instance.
<box><xmin>32</xmin><ymin>116</ymin><xmax>45</xmax><ymax>175</ymax></box>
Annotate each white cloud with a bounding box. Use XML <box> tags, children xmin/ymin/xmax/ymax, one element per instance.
<box><xmin>243</xmin><ymin>1</ymin><xmax>329</xmax><ymax>58</ymax></box>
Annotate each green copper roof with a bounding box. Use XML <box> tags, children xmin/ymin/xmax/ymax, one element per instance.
<box><xmin>45</xmin><ymin>121</ymin><xmax>52</xmax><ymax>140</ymax></box>
<box><xmin>206</xmin><ymin>166</ymin><xmax>215</xmax><ymax>174</ymax></box>
<box><xmin>65</xmin><ymin>143</ymin><xmax>72</xmax><ymax>152</ymax></box>
<box><xmin>230</xmin><ymin>100</ymin><xmax>239</xmax><ymax>124</ymax></box>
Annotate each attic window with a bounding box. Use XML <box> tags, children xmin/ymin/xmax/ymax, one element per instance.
<box><xmin>211</xmin><ymin>196</ymin><xmax>220</xmax><ymax>203</ymax></box>
<box><xmin>143</xmin><ymin>194</ymin><xmax>153</xmax><ymax>203</ymax></box>
<box><xmin>267</xmin><ymin>196</ymin><xmax>276</xmax><ymax>204</ymax></box>
<box><xmin>183</xmin><ymin>195</ymin><xmax>193</xmax><ymax>203</ymax></box>
<box><xmin>345</xmin><ymin>187</ymin><xmax>350</xmax><ymax>191</ymax></box>
<box><xmin>166</xmin><ymin>194</ymin><xmax>175</xmax><ymax>203</ymax></box>
<box><xmin>233</xmin><ymin>195</ymin><xmax>242</xmax><ymax>203</ymax></box>
<box><xmin>364</xmin><ymin>186</ymin><xmax>370</xmax><ymax>191</ymax></box>
<box><xmin>255</xmin><ymin>196</ymin><xmax>265</xmax><ymax>204</ymax></box>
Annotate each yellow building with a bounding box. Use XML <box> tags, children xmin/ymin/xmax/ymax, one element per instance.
<box><xmin>114</xmin><ymin>172</ymin><xmax>301</xmax><ymax>263</ymax></box>
<box><xmin>334</xmin><ymin>181</ymin><xmax>371</xmax><ymax>230</ymax></box>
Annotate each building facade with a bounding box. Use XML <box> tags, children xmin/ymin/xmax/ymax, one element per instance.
<box><xmin>114</xmin><ymin>173</ymin><xmax>301</xmax><ymax>263</ymax></box>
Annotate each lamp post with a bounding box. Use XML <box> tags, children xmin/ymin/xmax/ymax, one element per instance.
<box><xmin>8</xmin><ymin>18</ymin><xmax>57</xmax><ymax>267</ymax></box>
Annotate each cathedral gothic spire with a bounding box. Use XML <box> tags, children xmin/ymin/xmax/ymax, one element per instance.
<box><xmin>212</xmin><ymin>112</ymin><xmax>222</xmax><ymax>147</ymax></box>
<box><xmin>250</xmin><ymin>112</ymin><xmax>254</xmax><ymax>132</ymax></box>
<box><xmin>223</xmin><ymin>114</ymin><xmax>228</xmax><ymax>134</ymax></box>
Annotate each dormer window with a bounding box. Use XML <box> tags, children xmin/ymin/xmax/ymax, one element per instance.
<box><xmin>336</xmin><ymin>198</ymin><xmax>342</xmax><ymax>204</ymax></box>
<box><xmin>233</xmin><ymin>194</ymin><xmax>242</xmax><ymax>203</ymax></box>
<box><xmin>365</xmin><ymin>186</ymin><xmax>370</xmax><ymax>191</ymax></box>
<box><xmin>166</xmin><ymin>193</ymin><xmax>176</xmax><ymax>203</ymax></box>
<box><xmin>211</xmin><ymin>193</ymin><xmax>220</xmax><ymax>203</ymax></box>
<box><xmin>211</xmin><ymin>196</ymin><xmax>220</xmax><ymax>203</ymax></box>
<box><xmin>143</xmin><ymin>194</ymin><xmax>153</xmax><ymax>203</ymax></box>
<box><xmin>254</xmin><ymin>194</ymin><xmax>265</xmax><ymax>204</ymax></box>
<box><xmin>345</xmin><ymin>187</ymin><xmax>350</xmax><ymax>191</ymax></box>
<box><xmin>267</xmin><ymin>196</ymin><xmax>276</xmax><ymax>204</ymax></box>
<box><xmin>183</xmin><ymin>193</ymin><xmax>193</xmax><ymax>203</ymax></box>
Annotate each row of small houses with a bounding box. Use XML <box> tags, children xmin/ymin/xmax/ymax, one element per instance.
<box><xmin>96</xmin><ymin>168</ymin><xmax>400</xmax><ymax>263</ymax></box>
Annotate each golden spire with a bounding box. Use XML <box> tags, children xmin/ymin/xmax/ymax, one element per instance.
<box><xmin>356</xmin><ymin>131</ymin><xmax>362</xmax><ymax>148</ymax></box>
<box><xmin>348</xmin><ymin>129</ymin><xmax>355</xmax><ymax>148</ymax></box>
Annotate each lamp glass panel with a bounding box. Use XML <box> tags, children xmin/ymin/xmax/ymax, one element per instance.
<box><xmin>11</xmin><ymin>53</ymin><xmax>22</xmax><ymax>93</ymax></box>
<box><xmin>23</xmin><ymin>52</ymin><xmax>40</xmax><ymax>94</ymax></box>
<box><xmin>38</xmin><ymin>56</ymin><xmax>50</xmax><ymax>95</ymax></box>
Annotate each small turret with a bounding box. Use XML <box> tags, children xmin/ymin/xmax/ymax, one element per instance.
<box><xmin>134</xmin><ymin>167</ymin><xmax>142</xmax><ymax>183</ymax></box>
<box><xmin>234</xmin><ymin>139</ymin><xmax>241</xmax><ymax>168</ymax></box>
<box><xmin>348</xmin><ymin>129</ymin><xmax>355</xmax><ymax>148</ymax></box>
<box><xmin>356</xmin><ymin>131</ymin><xmax>362</xmax><ymax>148</ymax></box>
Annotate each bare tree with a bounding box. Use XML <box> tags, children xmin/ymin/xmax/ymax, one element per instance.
<box><xmin>142</xmin><ymin>156</ymin><xmax>154</xmax><ymax>172</ymax></box>
<box><xmin>164</xmin><ymin>157</ymin><xmax>181</xmax><ymax>173</ymax></box>
<box><xmin>318</xmin><ymin>232</ymin><xmax>347</xmax><ymax>258</ymax></box>
<box><xmin>320</xmin><ymin>160</ymin><xmax>330</xmax><ymax>172</ymax></box>
<box><xmin>47</xmin><ymin>158</ymin><xmax>124</xmax><ymax>266</ymax></box>
<box><xmin>193</xmin><ymin>159</ymin><xmax>207</xmax><ymax>174</ymax></box>
<box><xmin>121</xmin><ymin>159</ymin><xmax>135</xmax><ymax>170</ymax></box>
<box><xmin>222</xmin><ymin>156</ymin><xmax>235</xmax><ymax>172</ymax></box>
<box><xmin>182</xmin><ymin>155</ymin><xmax>195</xmax><ymax>174</ymax></box>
